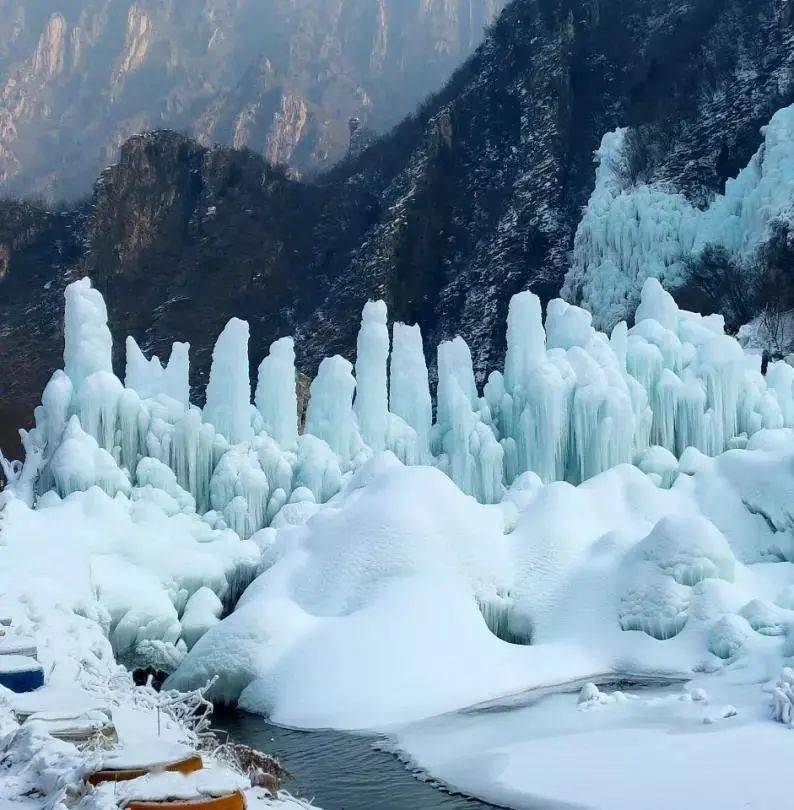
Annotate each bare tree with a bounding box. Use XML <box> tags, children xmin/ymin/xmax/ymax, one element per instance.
<box><xmin>758</xmin><ymin>301</ymin><xmax>792</xmax><ymax>360</ymax></box>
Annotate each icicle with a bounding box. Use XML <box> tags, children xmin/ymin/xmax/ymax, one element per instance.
<box><xmin>204</xmin><ymin>318</ymin><xmax>252</xmax><ymax>444</ymax></box>
<box><xmin>504</xmin><ymin>291</ymin><xmax>545</xmax><ymax>395</ymax></box>
<box><xmin>304</xmin><ymin>356</ymin><xmax>358</xmax><ymax>466</ymax></box>
<box><xmin>164</xmin><ymin>342</ymin><xmax>190</xmax><ymax>407</ymax></box>
<box><xmin>437</xmin><ymin>337</ymin><xmax>478</xmax><ymax>429</ymax></box>
<box><xmin>390</xmin><ymin>322</ymin><xmax>432</xmax><ymax>460</ymax></box>
<box><xmin>64</xmin><ymin>278</ymin><xmax>113</xmax><ymax>390</ymax></box>
<box><xmin>78</xmin><ymin>371</ymin><xmax>124</xmax><ymax>452</ymax></box>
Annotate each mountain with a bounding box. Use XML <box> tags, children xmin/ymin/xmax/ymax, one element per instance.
<box><xmin>1</xmin><ymin>0</ymin><xmax>793</xmax><ymax>459</ymax></box>
<box><xmin>0</xmin><ymin>0</ymin><xmax>504</xmax><ymax>200</ymax></box>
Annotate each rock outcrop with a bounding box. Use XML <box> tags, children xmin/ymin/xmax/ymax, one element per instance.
<box><xmin>0</xmin><ymin>0</ymin><xmax>505</xmax><ymax>200</ymax></box>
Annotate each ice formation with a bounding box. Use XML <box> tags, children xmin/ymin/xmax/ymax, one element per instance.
<box><xmin>6</xmin><ymin>269</ymin><xmax>794</xmax><ymax>528</ymax></box>
<box><xmin>562</xmin><ymin>103</ymin><xmax>794</xmax><ymax>328</ymax></box>
<box><xmin>4</xmin><ymin>243</ymin><xmax>794</xmax><ymax>687</ymax></box>
<box><xmin>204</xmin><ymin>317</ymin><xmax>253</xmax><ymax>445</ymax></box>
<box><xmin>5</xmin><ymin>278</ymin><xmax>794</xmax><ymax>808</ymax></box>
<box><xmin>255</xmin><ymin>337</ymin><xmax>298</xmax><ymax>450</ymax></box>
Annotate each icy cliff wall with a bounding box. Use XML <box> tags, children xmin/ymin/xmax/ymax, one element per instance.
<box><xmin>563</xmin><ymin>104</ymin><xmax>794</xmax><ymax>329</ymax></box>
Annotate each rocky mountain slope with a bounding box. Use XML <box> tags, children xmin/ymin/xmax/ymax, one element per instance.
<box><xmin>0</xmin><ymin>0</ymin><xmax>504</xmax><ymax>200</ymax></box>
<box><xmin>1</xmin><ymin>0</ymin><xmax>792</xmax><ymax>459</ymax></box>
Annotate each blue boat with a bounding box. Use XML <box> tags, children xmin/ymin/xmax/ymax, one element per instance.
<box><xmin>0</xmin><ymin>655</ymin><xmax>44</xmax><ymax>693</ymax></box>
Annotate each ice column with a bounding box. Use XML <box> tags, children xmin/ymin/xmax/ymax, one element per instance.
<box><xmin>389</xmin><ymin>322</ymin><xmax>432</xmax><ymax>459</ymax></box>
<box><xmin>125</xmin><ymin>338</ymin><xmax>189</xmax><ymax>407</ymax></box>
<box><xmin>255</xmin><ymin>337</ymin><xmax>298</xmax><ymax>449</ymax></box>
<box><xmin>436</xmin><ymin>337</ymin><xmax>478</xmax><ymax>430</ymax></box>
<box><xmin>354</xmin><ymin>301</ymin><xmax>390</xmax><ymax>452</ymax></box>
<box><xmin>305</xmin><ymin>356</ymin><xmax>357</xmax><ymax>466</ymax></box>
<box><xmin>163</xmin><ymin>342</ymin><xmax>190</xmax><ymax>407</ymax></box>
<box><xmin>204</xmin><ymin>318</ymin><xmax>253</xmax><ymax>444</ymax></box>
<box><xmin>503</xmin><ymin>291</ymin><xmax>545</xmax><ymax>395</ymax></box>
<box><xmin>64</xmin><ymin>278</ymin><xmax>113</xmax><ymax>390</ymax></box>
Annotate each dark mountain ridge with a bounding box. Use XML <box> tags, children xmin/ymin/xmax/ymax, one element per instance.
<box><xmin>1</xmin><ymin>0</ymin><xmax>792</xmax><ymax>459</ymax></box>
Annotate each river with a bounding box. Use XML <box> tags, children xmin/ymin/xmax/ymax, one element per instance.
<box><xmin>213</xmin><ymin>709</ymin><xmax>503</xmax><ymax>810</ymax></box>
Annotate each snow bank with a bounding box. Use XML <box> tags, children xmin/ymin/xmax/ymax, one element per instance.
<box><xmin>0</xmin><ymin>651</ymin><xmax>313</xmax><ymax>809</ymax></box>
<box><xmin>391</xmin><ymin>678</ymin><xmax>794</xmax><ymax>810</ymax></box>
<box><xmin>0</xmin><ymin>485</ymin><xmax>258</xmax><ymax>672</ymax></box>
<box><xmin>563</xmin><ymin>103</ymin><xmax>794</xmax><ymax>328</ymax></box>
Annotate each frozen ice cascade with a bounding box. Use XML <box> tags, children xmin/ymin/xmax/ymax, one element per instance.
<box><xmin>562</xmin><ymin>102</ymin><xmax>794</xmax><ymax>329</ymax></box>
<box><xmin>4</xmin><ymin>275</ymin><xmax>794</xmax><ymax>519</ymax></box>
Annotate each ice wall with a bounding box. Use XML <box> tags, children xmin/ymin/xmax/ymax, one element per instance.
<box><xmin>562</xmin><ymin>103</ymin><xmax>794</xmax><ymax>329</ymax></box>
<box><xmin>11</xmin><ymin>264</ymin><xmax>794</xmax><ymax>533</ymax></box>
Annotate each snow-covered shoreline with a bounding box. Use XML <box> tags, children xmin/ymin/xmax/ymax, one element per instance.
<box><xmin>0</xmin><ymin>573</ymin><xmax>317</xmax><ymax>809</ymax></box>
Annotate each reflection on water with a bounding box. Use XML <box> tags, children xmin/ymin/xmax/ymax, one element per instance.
<box><xmin>212</xmin><ymin>709</ymin><xmax>504</xmax><ymax>810</ymax></box>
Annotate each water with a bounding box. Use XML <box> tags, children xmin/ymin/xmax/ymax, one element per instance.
<box><xmin>212</xmin><ymin>709</ymin><xmax>503</xmax><ymax>810</ymax></box>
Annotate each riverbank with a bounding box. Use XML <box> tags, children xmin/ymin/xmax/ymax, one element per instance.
<box><xmin>0</xmin><ymin>658</ymin><xmax>316</xmax><ymax>809</ymax></box>
<box><xmin>0</xmin><ymin>534</ymin><xmax>315</xmax><ymax>810</ymax></box>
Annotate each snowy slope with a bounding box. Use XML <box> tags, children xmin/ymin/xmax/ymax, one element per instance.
<box><xmin>169</xmin><ymin>440</ymin><xmax>794</xmax><ymax>734</ymax></box>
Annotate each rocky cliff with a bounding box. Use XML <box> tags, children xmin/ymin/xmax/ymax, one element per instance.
<box><xmin>0</xmin><ymin>0</ymin><xmax>504</xmax><ymax>200</ymax></box>
<box><xmin>1</xmin><ymin>0</ymin><xmax>792</xmax><ymax>459</ymax></box>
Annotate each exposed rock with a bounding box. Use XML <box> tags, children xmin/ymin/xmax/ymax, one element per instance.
<box><xmin>266</xmin><ymin>95</ymin><xmax>309</xmax><ymax>167</ymax></box>
<box><xmin>0</xmin><ymin>0</ymin><xmax>507</xmax><ymax>200</ymax></box>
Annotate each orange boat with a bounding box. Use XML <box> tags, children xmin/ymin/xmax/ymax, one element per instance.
<box><xmin>88</xmin><ymin>754</ymin><xmax>203</xmax><ymax>785</ymax></box>
<box><xmin>126</xmin><ymin>791</ymin><xmax>245</xmax><ymax>810</ymax></box>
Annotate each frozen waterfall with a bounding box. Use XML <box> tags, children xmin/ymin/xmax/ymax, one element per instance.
<box><xmin>562</xmin><ymin>103</ymin><xmax>794</xmax><ymax>329</ymax></box>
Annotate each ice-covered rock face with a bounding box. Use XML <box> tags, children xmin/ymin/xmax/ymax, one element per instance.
<box><xmin>563</xmin><ymin>103</ymin><xmax>794</xmax><ymax>330</ymax></box>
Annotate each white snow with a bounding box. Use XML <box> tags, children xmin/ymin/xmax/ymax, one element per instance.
<box><xmin>390</xmin><ymin>678</ymin><xmax>794</xmax><ymax>810</ymax></box>
<box><xmin>170</xmin><ymin>439</ymin><xmax>794</xmax><ymax>735</ymax></box>
<box><xmin>5</xmin><ymin>229</ymin><xmax>794</xmax><ymax>807</ymax></box>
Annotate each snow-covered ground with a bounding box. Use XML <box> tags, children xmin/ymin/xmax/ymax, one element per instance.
<box><xmin>5</xmin><ymin>218</ymin><xmax>794</xmax><ymax>806</ymax></box>
<box><xmin>389</xmin><ymin>677</ymin><xmax>793</xmax><ymax>810</ymax></box>
<box><xmin>0</xmin><ymin>503</ymin><xmax>313</xmax><ymax>808</ymax></box>
<box><xmin>0</xmin><ymin>595</ymin><xmax>315</xmax><ymax>809</ymax></box>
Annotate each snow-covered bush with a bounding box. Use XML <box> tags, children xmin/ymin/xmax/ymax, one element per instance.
<box><xmin>772</xmin><ymin>668</ymin><xmax>794</xmax><ymax>726</ymax></box>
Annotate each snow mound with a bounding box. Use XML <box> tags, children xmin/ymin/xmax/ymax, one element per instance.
<box><xmin>0</xmin><ymin>486</ymin><xmax>258</xmax><ymax>672</ymax></box>
<box><xmin>708</xmin><ymin>615</ymin><xmax>753</xmax><ymax>660</ymax></box>
<box><xmin>637</xmin><ymin>514</ymin><xmax>735</xmax><ymax>586</ymax></box>
<box><xmin>170</xmin><ymin>432</ymin><xmax>794</xmax><ymax>729</ymax></box>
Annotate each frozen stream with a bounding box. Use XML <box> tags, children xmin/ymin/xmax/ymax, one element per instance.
<box><xmin>212</xmin><ymin>676</ymin><xmax>688</xmax><ymax>809</ymax></box>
